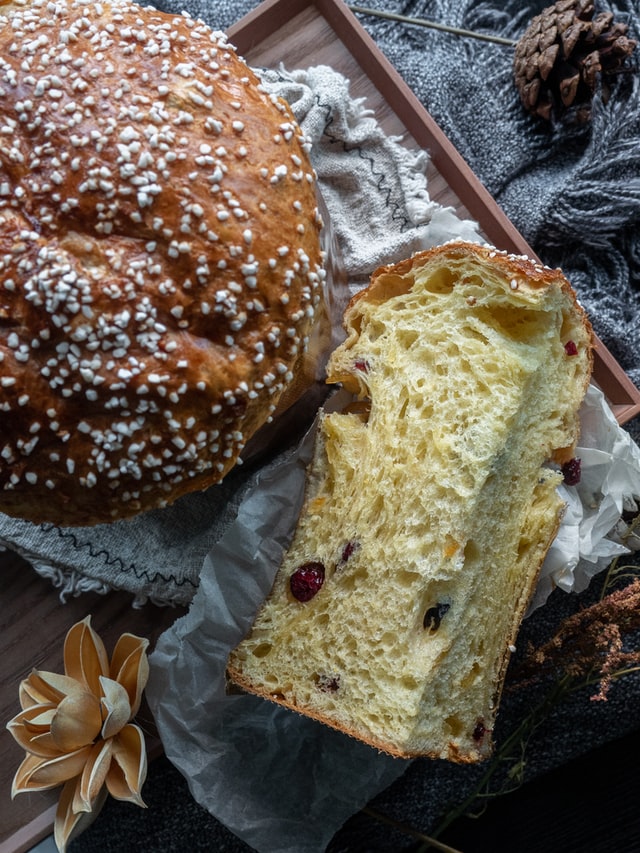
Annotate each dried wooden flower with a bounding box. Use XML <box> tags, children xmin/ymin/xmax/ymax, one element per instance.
<box><xmin>6</xmin><ymin>616</ymin><xmax>150</xmax><ymax>852</ymax></box>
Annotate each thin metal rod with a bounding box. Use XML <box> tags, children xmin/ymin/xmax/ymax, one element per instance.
<box><xmin>347</xmin><ymin>4</ymin><xmax>518</xmax><ymax>47</ymax></box>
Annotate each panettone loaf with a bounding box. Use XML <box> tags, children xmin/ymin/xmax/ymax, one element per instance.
<box><xmin>227</xmin><ymin>241</ymin><xmax>593</xmax><ymax>761</ymax></box>
<box><xmin>0</xmin><ymin>0</ymin><xmax>324</xmax><ymax>525</ymax></box>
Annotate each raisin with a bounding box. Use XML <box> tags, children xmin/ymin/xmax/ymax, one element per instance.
<box><xmin>316</xmin><ymin>673</ymin><xmax>340</xmax><ymax>693</ymax></box>
<box><xmin>561</xmin><ymin>457</ymin><xmax>582</xmax><ymax>486</ymax></box>
<box><xmin>338</xmin><ymin>539</ymin><xmax>360</xmax><ymax>567</ymax></box>
<box><xmin>423</xmin><ymin>602</ymin><xmax>450</xmax><ymax>632</ymax></box>
<box><xmin>473</xmin><ymin>720</ymin><xmax>486</xmax><ymax>742</ymax></box>
<box><xmin>564</xmin><ymin>340</ymin><xmax>578</xmax><ymax>356</ymax></box>
<box><xmin>290</xmin><ymin>561</ymin><xmax>325</xmax><ymax>601</ymax></box>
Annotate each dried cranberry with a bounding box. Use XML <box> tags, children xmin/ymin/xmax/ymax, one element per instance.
<box><xmin>290</xmin><ymin>561</ymin><xmax>325</xmax><ymax>601</ymax></box>
<box><xmin>473</xmin><ymin>720</ymin><xmax>486</xmax><ymax>742</ymax></box>
<box><xmin>562</xmin><ymin>457</ymin><xmax>582</xmax><ymax>486</ymax></box>
<box><xmin>354</xmin><ymin>359</ymin><xmax>369</xmax><ymax>372</ymax></box>
<box><xmin>423</xmin><ymin>602</ymin><xmax>450</xmax><ymax>632</ymax></box>
<box><xmin>564</xmin><ymin>340</ymin><xmax>578</xmax><ymax>356</ymax></box>
<box><xmin>338</xmin><ymin>539</ymin><xmax>360</xmax><ymax>567</ymax></box>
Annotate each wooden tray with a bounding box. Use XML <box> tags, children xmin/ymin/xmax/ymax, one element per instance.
<box><xmin>2</xmin><ymin>1</ymin><xmax>640</xmax><ymax>851</ymax></box>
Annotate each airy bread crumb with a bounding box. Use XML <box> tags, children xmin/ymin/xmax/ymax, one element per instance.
<box><xmin>227</xmin><ymin>241</ymin><xmax>593</xmax><ymax>761</ymax></box>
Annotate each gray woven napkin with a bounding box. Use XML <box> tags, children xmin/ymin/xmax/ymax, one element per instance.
<box><xmin>0</xmin><ymin>62</ymin><xmax>481</xmax><ymax>605</ymax></box>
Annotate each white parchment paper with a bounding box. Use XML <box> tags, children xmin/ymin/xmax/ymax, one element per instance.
<box><xmin>531</xmin><ymin>383</ymin><xmax>640</xmax><ymax>610</ymax></box>
<box><xmin>147</xmin><ymin>382</ymin><xmax>640</xmax><ymax>853</ymax></box>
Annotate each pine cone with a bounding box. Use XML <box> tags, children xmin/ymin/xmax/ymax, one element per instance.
<box><xmin>514</xmin><ymin>0</ymin><xmax>638</xmax><ymax>122</ymax></box>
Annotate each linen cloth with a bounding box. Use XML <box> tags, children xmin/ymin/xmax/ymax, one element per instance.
<box><xmin>11</xmin><ymin>0</ymin><xmax>639</xmax><ymax>849</ymax></box>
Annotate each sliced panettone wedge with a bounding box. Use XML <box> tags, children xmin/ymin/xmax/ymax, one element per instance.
<box><xmin>227</xmin><ymin>241</ymin><xmax>594</xmax><ymax>761</ymax></box>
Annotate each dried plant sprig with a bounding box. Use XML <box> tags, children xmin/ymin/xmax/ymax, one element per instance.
<box><xmin>362</xmin><ymin>806</ymin><xmax>464</xmax><ymax>853</ymax></box>
<box><xmin>417</xmin><ymin>674</ymin><xmax>572</xmax><ymax>849</ymax></box>
<box><xmin>420</xmin><ymin>585</ymin><xmax>640</xmax><ymax>848</ymax></box>
<box><xmin>509</xmin><ymin>576</ymin><xmax>640</xmax><ymax>701</ymax></box>
<box><xmin>347</xmin><ymin>5</ymin><xmax>518</xmax><ymax>46</ymax></box>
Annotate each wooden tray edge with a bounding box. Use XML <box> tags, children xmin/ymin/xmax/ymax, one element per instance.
<box><xmin>0</xmin><ymin>805</ymin><xmax>56</xmax><ymax>853</ymax></box>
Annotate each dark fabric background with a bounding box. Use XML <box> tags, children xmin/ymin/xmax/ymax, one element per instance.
<box><xmin>70</xmin><ymin>0</ymin><xmax>640</xmax><ymax>850</ymax></box>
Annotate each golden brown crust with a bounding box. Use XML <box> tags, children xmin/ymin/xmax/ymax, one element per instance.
<box><xmin>0</xmin><ymin>0</ymin><xmax>324</xmax><ymax>525</ymax></box>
